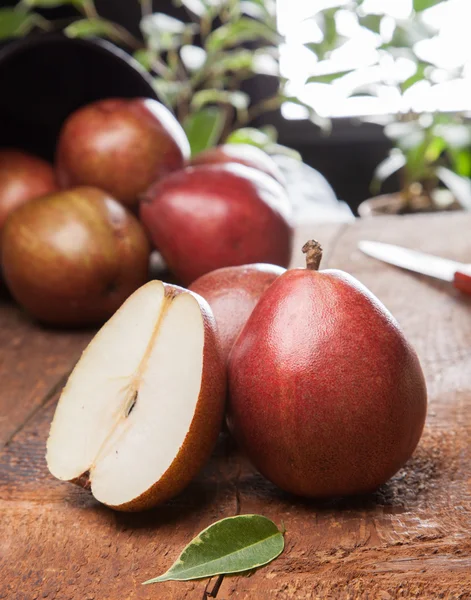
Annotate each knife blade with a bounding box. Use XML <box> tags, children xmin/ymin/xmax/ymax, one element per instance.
<box><xmin>358</xmin><ymin>241</ymin><xmax>471</xmax><ymax>296</ymax></box>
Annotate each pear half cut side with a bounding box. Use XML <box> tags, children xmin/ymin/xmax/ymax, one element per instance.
<box><xmin>46</xmin><ymin>280</ymin><xmax>226</xmax><ymax>511</ymax></box>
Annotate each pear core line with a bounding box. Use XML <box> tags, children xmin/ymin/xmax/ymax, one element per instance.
<box><xmin>88</xmin><ymin>290</ymin><xmax>175</xmax><ymax>473</ymax></box>
<box><xmin>302</xmin><ymin>240</ymin><xmax>323</xmax><ymax>271</ymax></box>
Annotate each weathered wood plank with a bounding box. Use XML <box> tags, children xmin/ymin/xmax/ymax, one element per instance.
<box><xmin>1</xmin><ymin>214</ymin><xmax>470</xmax><ymax>599</ymax></box>
<box><xmin>0</xmin><ymin>291</ymin><xmax>92</xmax><ymax>448</ymax></box>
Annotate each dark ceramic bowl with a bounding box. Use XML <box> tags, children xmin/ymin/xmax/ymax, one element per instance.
<box><xmin>0</xmin><ymin>33</ymin><xmax>157</xmax><ymax>161</ymax></box>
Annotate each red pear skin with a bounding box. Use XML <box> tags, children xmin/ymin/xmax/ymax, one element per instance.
<box><xmin>228</xmin><ymin>242</ymin><xmax>427</xmax><ymax>498</ymax></box>
<box><xmin>189</xmin><ymin>144</ymin><xmax>286</xmax><ymax>187</ymax></box>
<box><xmin>2</xmin><ymin>187</ymin><xmax>150</xmax><ymax>326</ymax></box>
<box><xmin>140</xmin><ymin>163</ymin><xmax>293</xmax><ymax>285</ymax></box>
<box><xmin>0</xmin><ymin>149</ymin><xmax>57</xmax><ymax>239</ymax></box>
<box><xmin>189</xmin><ymin>263</ymin><xmax>285</xmax><ymax>363</ymax></box>
<box><xmin>56</xmin><ymin>98</ymin><xmax>190</xmax><ymax>208</ymax></box>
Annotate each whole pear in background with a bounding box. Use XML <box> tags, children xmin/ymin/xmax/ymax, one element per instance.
<box><xmin>56</xmin><ymin>98</ymin><xmax>190</xmax><ymax>208</ymax></box>
<box><xmin>140</xmin><ymin>164</ymin><xmax>293</xmax><ymax>285</ymax></box>
<box><xmin>2</xmin><ymin>187</ymin><xmax>150</xmax><ymax>326</ymax></box>
<box><xmin>189</xmin><ymin>144</ymin><xmax>286</xmax><ymax>187</ymax></box>
<box><xmin>0</xmin><ymin>149</ymin><xmax>57</xmax><ymax>243</ymax></box>
<box><xmin>228</xmin><ymin>241</ymin><xmax>427</xmax><ymax>498</ymax></box>
<box><xmin>190</xmin><ymin>263</ymin><xmax>285</xmax><ymax>363</ymax></box>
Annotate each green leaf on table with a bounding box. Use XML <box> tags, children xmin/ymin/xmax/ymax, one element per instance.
<box><xmin>191</xmin><ymin>89</ymin><xmax>249</xmax><ymax>119</ymax></box>
<box><xmin>64</xmin><ymin>18</ymin><xmax>118</xmax><ymax>39</ymax></box>
<box><xmin>306</xmin><ymin>70</ymin><xmax>351</xmax><ymax>84</ymax></box>
<box><xmin>183</xmin><ymin>107</ymin><xmax>226</xmax><ymax>156</ymax></box>
<box><xmin>0</xmin><ymin>8</ymin><xmax>38</xmax><ymax>40</ymax></box>
<box><xmin>143</xmin><ymin>514</ymin><xmax>284</xmax><ymax>584</ymax></box>
<box><xmin>413</xmin><ymin>0</ymin><xmax>443</xmax><ymax>11</ymax></box>
<box><xmin>205</xmin><ymin>18</ymin><xmax>281</xmax><ymax>52</ymax></box>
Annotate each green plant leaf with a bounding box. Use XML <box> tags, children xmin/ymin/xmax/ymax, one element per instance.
<box><xmin>400</xmin><ymin>62</ymin><xmax>428</xmax><ymax>92</ymax></box>
<box><xmin>191</xmin><ymin>89</ymin><xmax>249</xmax><ymax>119</ymax></box>
<box><xmin>184</xmin><ymin>107</ymin><xmax>226</xmax><ymax>155</ymax></box>
<box><xmin>306</xmin><ymin>70</ymin><xmax>351</xmax><ymax>84</ymax></box>
<box><xmin>22</xmin><ymin>0</ymin><xmax>87</xmax><ymax>7</ymax></box>
<box><xmin>435</xmin><ymin>166</ymin><xmax>471</xmax><ymax>210</ymax></box>
<box><xmin>448</xmin><ymin>148</ymin><xmax>471</xmax><ymax>178</ymax></box>
<box><xmin>174</xmin><ymin>0</ymin><xmax>208</xmax><ymax>17</ymax></box>
<box><xmin>239</xmin><ymin>1</ymin><xmax>268</xmax><ymax>20</ymax></box>
<box><xmin>141</xmin><ymin>13</ymin><xmax>198</xmax><ymax>51</ymax></box>
<box><xmin>240</xmin><ymin>0</ymin><xmax>276</xmax><ymax>18</ymax></box>
<box><xmin>133</xmin><ymin>48</ymin><xmax>153</xmax><ymax>71</ymax></box>
<box><xmin>209</xmin><ymin>49</ymin><xmax>254</xmax><ymax>73</ymax></box>
<box><xmin>387</xmin><ymin>20</ymin><xmax>434</xmax><ymax>49</ymax></box>
<box><xmin>281</xmin><ymin>96</ymin><xmax>331</xmax><ymax>132</ymax></box>
<box><xmin>358</xmin><ymin>14</ymin><xmax>383</xmax><ymax>34</ymax></box>
<box><xmin>424</xmin><ymin>135</ymin><xmax>446</xmax><ymax>163</ymax></box>
<box><xmin>371</xmin><ymin>149</ymin><xmax>406</xmax><ymax>193</ymax></box>
<box><xmin>64</xmin><ymin>17</ymin><xmax>118</xmax><ymax>39</ymax></box>
<box><xmin>265</xmin><ymin>143</ymin><xmax>301</xmax><ymax>160</ymax></box>
<box><xmin>0</xmin><ymin>8</ymin><xmax>38</xmax><ymax>40</ymax></box>
<box><xmin>181</xmin><ymin>44</ymin><xmax>207</xmax><ymax>72</ymax></box>
<box><xmin>413</xmin><ymin>0</ymin><xmax>442</xmax><ymax>11</ymax></box>
<box><xmin>143</xmin><ymin>515</ymin><xmax>284</xmax><ymax>584</ymax></box>
<box><xmin>153</xmin><ymin>79</ymin><xmax>190</xmax><ymax>109</ymax></box>
<box><xmin>205</xmin><ymin>18</ymin><xmax>281</xmax><ymax>52</ymax></box>
<box><xmin>226</xmin><ymin>127</ymin><xmax>274</xmax><ymax>148</ymax></box>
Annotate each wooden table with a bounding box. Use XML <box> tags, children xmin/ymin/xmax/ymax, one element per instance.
<box><xmin>1</xmin><ymin>212</ymin><xmax>470</xmax><ymax>600</ymax></box>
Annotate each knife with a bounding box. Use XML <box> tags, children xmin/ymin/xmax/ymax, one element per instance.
<box><xmin>358</xmin><ymin>241</ymin><xmax>471</xmax><ymax>296</ymax></box>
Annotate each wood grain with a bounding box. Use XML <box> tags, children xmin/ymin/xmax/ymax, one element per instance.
<box><xmin>1</xmin><ymin>214</ymin><xmax>470</xmax><ymax>599</ymax></box>
<box><xmin>0</xmin><ymin>290</ymin><xmax>92</xmax><ymax>448</ymax></box>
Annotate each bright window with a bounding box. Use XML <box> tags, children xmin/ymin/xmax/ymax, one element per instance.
<box><xmin>277</xmin><ymin>0</ymin><xmax>471</xmax><ymax>118</ymax></box>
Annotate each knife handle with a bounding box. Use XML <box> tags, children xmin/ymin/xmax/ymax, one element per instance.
<box><xmin>453</xmin><ymin>269</ymin><xmax>471</xmax><ymax>296</ymax></box>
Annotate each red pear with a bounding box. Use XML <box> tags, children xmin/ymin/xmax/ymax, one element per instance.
<box><xmin>189</xmin><ymin>263</ymin><xmax>285</xmax><ymax>362</ymax></box>
<box><xmin>140</xmin><ymin>164</ymin><xmax>293</xmax><ymax>285</ymax></box>
<box><xmin>0</xmin><ymin>149</ymin><xmax>57</xmax><ymax>242</ymax></box>
<box><xmin>55</xmin><ymin>98</ymin><xmax>190</xmax><ymax>208</ymax></box>
<box><xmin>2</xmin><ymin>187</ymin><xmax>150</xmax><ymax>326</ymax></box>
<box><xmin>228</xmin><ymin>241</ymin><xmax>427</xmax><ymax>498</ymax></box>
<box><xmin>189</xmin><ymin>144</ymin><xmax>286</xmax><ymax>187</ymax></box>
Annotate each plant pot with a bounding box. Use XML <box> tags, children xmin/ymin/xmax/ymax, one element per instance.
<box><xmin>357</xmin><ymin>193</ymin><xmax>406</xmax><ymax>217</ymax></box>
<box><xmin>358</xmin><ymin>191</ymin><xmax>463</xmax><ymax>217</ymax></box>
<box><xmin>0</xmin><ymin>33</ymin><xmax>157</xmax><ymax>161</ymax></box>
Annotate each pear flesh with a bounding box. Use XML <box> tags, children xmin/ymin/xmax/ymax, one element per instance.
<box><xmin>47</xmin><ymin>280</ymin><xmax>225</xmax><ymax>511</ymax></box>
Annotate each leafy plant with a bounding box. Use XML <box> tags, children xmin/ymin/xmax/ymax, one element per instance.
<box><xmin>372</xmin><ymin>113</ymin><xmax>471</xmax><ymax>211</ymax></box>
<box><xmin>3</xmin><ymin>0</ymin><xmax>324</xmax><ymax>157</ymax></box>
<box><xmin>294</xmin><ymin>0</ymin><xmax>471</xmax><ymax>211</ymax></box>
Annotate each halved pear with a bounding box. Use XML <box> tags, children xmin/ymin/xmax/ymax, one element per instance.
<box><xmin>46</xmin><ymin>280</ymin><xmax>226</xmax><ymax>511</ymax></box>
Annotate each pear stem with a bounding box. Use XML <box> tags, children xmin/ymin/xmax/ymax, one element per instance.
<box><xmin>302</xmin><ymin>240</ymin><xmax>323</xmax><ymax>271</ymax></box>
